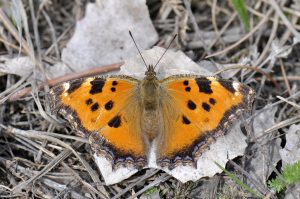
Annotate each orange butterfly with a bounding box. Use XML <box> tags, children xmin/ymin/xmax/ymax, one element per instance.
<box><xmin>49</xmin><ymin>35</ymin><xmax>255</xmax><ymax>184</ymax></box>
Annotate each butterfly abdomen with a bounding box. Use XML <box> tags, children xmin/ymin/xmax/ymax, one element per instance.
<box><xmin>141</xmin><ymin>110</ymin><xmax>161</xmax><ymax>140</ymax></box>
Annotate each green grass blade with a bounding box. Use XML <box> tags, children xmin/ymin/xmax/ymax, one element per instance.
<box><xmin>231</xmin><ymin>0</ymin><xmax>250</xmax><ymax>32</ymax></box>
<box><xmin>214</xmin><ymin>161</ymin><xmax>263</xmax><ymax>198</ymax></box>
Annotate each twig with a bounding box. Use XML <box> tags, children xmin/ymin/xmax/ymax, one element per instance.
<box><xmin>183</xmin><ymin>0</ymin><xmax>210</xmax><ymax>54</ymax></box>
<box><xmin>208</xmin><ymin>12</ymin><xmax>237</xmax><ymax>50</ymax></box>
<box><xmin>254</xmin><ymin>115</ymin><xmax>300</xmax><ymax>141</ymax></box>
<box><xmin>247</xmin><ymin>7</ymin><xmax>300</xmax><ymax>31</ymax></box>
<box><xmin>42</xmin><ymin>9</ymin><xmax>60</xmax><ymax>59</ymax></box>
<box><xmin>0</xmin><ymin>36</ymin><xmax>26</xmax><ymax>53</ymax></box>
<box><xmin>279</xmin><ymin>59</ymin><xmax>291</xmax><ymax>96</ymax></box>
<box><xmin>228</xmin><ymin>160</ymin><xmax>275</xmax><ymax>198</ymax></box>
<box><xmin>253</xmin><ymin>12</ymin><xmax>279</xmax><ymax>67</ymax></box>
<box><xmin>112</xmin><ymin>169</ymin><xmax>160</xmax><ymax>199</ymax></box>
<box><xmin>128</xmin><ymin>174</ymin><xmax>171</xmax><ymax>199</ymax></box>
<box><xmin>268</xmin><ymin>0</ymin><xmax>300</xmax><ymax>40</ymax></box>
<box><xmin>213</xmin><ymin>65</ymin><xmax>278</xmax><ymax>87</ymax></box>
<box><xmin>276</xmin><ymin>96</ymin><xmax>300</xmax><ymax>110</ymax></box>
<box><xmin>8</xmin><ymin>62</ymin><xmax>123</xmax><ymax>101</ymax></box>
<box><xmin>205</xmin><ymin>8</ymin><xmax>273</xmax><ymax>58</ymax></box>
<box><xmin>255</xmin><ymin>76</ymin><xmax>300</xmax><ymax>81</ymax></box>
<box><xmin>0</xmin><ymin>8</ymin><xmax>30</xmax><ymax>55</ymax></box>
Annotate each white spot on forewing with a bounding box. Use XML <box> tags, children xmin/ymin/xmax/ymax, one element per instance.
<box><xmin>207</xmin><ymin>77</ymin><xmax>216</xmax><ymax>81</ymax></box>
<box><xmin>233</xmin><ymin>82</ymin><xmax>240</xmax><ymax>96</ymax></box>
<box><xmin>93</xmin><ymin>153</ymin><xmax>139</xmax><ymax>185</ymax></box>
<box><xmin>86</xmin><ymin>77</ymin><xmax>94</xmax><ymax>83</ymax></box>
<box><xmin>60</xmin><ymin>109</ymin><xmax>67</xmax><ymax>115</ymax></box>
<box><xmin>232</xmin><ymin>82</ymin><xmax>240</xmax><ymax>91</ymax></box>
<box><xmin>249</xmin><ymin>88</ymin><xmax>254</xmax><ymax>95</ymax></box>
<box><xmin>62</xmin><ymin>83</ymin><xmax>70</xmax><ymax>96</ymax></box>
<box><xmin>63</xmin><ymin>83</ymin><xmax>70</xmax><ymax>91</ymax></box>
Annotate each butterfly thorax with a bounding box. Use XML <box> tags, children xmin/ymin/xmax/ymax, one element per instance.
<box><xmin>140</xmin><ymin>65</ymin><xmax>161</xmax><ymax>140</ymax></box>
<box><xmin>142</xmin><ymin>65</ymin><xmax>159</xmax><ymax>110</ymax></box>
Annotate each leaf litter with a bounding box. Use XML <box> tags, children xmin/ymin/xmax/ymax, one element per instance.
<box><xmin>0</xmin><ymin>0</ymin><xmax>300</xmax><ymax>198</ymax></box>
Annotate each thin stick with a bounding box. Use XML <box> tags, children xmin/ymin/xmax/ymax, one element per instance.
<box><xmin>154</xmin><ymin>34</ymin><xmax>177</xmax><ymax>69</ymax></box>
<box><xmin>129</xmin><ymin>30</ymin><xmax>148</xmax><ymax>69</ymax></box>
<box><xmin>205</xmin><ymin>8</ymin><xmax>273</xmax><ymax>58</ymax></box>
<box><xmin>7</xmin><ymin>62</ymin><xmax>123</xmax><ymax>101</ymax></box>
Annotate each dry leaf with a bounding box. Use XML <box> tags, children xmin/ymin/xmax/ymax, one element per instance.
<box><xmin>61</xmin><ymin>1</ymin><xmax>158</xmax><ymax>77</ymax></box>
<box><xmin>279</xmin><ymin>124</ymin><xmax>300</xmax><ymax>167</ymax></box>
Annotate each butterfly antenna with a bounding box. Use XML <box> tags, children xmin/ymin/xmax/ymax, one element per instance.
<box><xmin>129</xmin><ymin>30</ymin><xmax>148</xmax><ymax>69</ymax></box>
<box><xmin>153</xmin><ymin>34</ymin><xmax>177</xmax><ymax>69</ymax></box>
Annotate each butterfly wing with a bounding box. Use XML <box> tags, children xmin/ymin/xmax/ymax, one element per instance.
<box><xmin>49</xmin><ymin>76</ymin><xmax>147</xmax><ymax>168</ymax></box>
<box><xmin>157</xmin><ymin>75</ymin><xmax>255</xmax><ymax>168</ymax></box>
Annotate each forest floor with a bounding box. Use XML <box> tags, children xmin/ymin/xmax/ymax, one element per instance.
<box><xmin>0</xmin><ymin>0</ymin><xmax>300</xmax><ymax>198</ymax></box>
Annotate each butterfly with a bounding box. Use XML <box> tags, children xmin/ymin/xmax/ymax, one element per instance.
<box><xmin>49</xmin><ymin>64</ymin><xmax>254</xmax><ymax>180</ymax></box>
<box><xmin>48</xmin><ymin>34</ymin><xmax>255</xmax><ymax>184</ymax></box>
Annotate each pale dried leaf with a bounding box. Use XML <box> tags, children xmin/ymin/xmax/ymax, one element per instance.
<box><xmin>0</xmin><ymin>56</ymin><xmax>33</xmax><ymax>77</ymax></box>
<box><xmin>120</xmin><ymin>46</ymin><xmax>212</xmax><ymax>79</ymax></box>
<box><xmin>285</xmin><ymin>184</ymin><xmax>300</xmax><ymax>199</ymax></box>
<box><xmin>61</xmin><ymin>1</ymin><xmax>158</xmax><ymax>77</ymax></box>
<box><xmin>279</xmin><ymin>124</ymin><xmax>300</xmax><ymax>167</ymax></box>
<box><xmin>246</xmin><ymin>108</ymin><xmax>281</xmax><ymax>186</ymax></box>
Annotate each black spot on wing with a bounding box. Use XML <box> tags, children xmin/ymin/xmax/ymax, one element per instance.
<box><xmin>105</xmin><ymin>100</ymin><xmax>114</xmax><ymax>110</ymax></box>
<box><xmin>90</xmin><ymin>78</ymin><xmax>105</xmax><ymax>94</ymax></box>
<box><xmin>111</xmin><ymin>87</ymin><xmax>116</xmax><ymax>92</ymax></box>
<box><xmin>219</xmin><ymin>80</ymin><xmax>236</xmax><ymax>93</ymax></box>
<box><xmin>209</xmin><ymin>98</ymin><xmax>216</xmax><ymax>105</ymax></box>
<box><xmin>185</xmin><ymin>87</ymin><xmax>191</xmax><ymax>92</ymax></box>
<box><xmin>112</xmin><ymin>81</ymin><xmax>118</xmax><ymax>86</ymax></box>
<box><xmin>195</xmin><ymin>78</ymin><xmax>213</xmax><ymax>94</ymax></box>
<box><xmin>86</xmin><ymin>98</ymin><xmax>93</xmax><ymax>105</ymax></box>
<box><xmin>187</xmin><ymin>100</ymin><xmax>197</xmax><ymax>110</ymax></box>
<box><xmin>67</xmin><ymin>79</ymin><xmax>84</xmax><ymax>94</ymax></box>
<box><xmin>182</xmin><ymin>115</ymin><xmax>191</xmax><ymax>125</ymax></box>
<box><xmin>183</xmin><ymin>80</ymin><xmax>189</xmax><ymax>86</ymax></box>
<box><xmin>91</xmin><ymin>102</ymin><xmax>99</xmax><ymax>111</ymax></box>
<box><xmin>202</xmin><ymin>102</ymin><xmax>211</xmax><ymax>112</ymax></box>
<box><xmin>108</xmin><ymin>115</ymin><xmax>121</xmax><ymax>128</ymax></box>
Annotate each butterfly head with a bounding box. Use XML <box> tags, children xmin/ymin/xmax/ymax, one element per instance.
<box><xmin>145</xmin><ymin>65</ymin><xmax>157</xmax><ymax>80</ymax></box>
<box><xmin>129</xmin><ymin>31</ymin><xmax>177</xmax><ymax>81</ymax></box>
